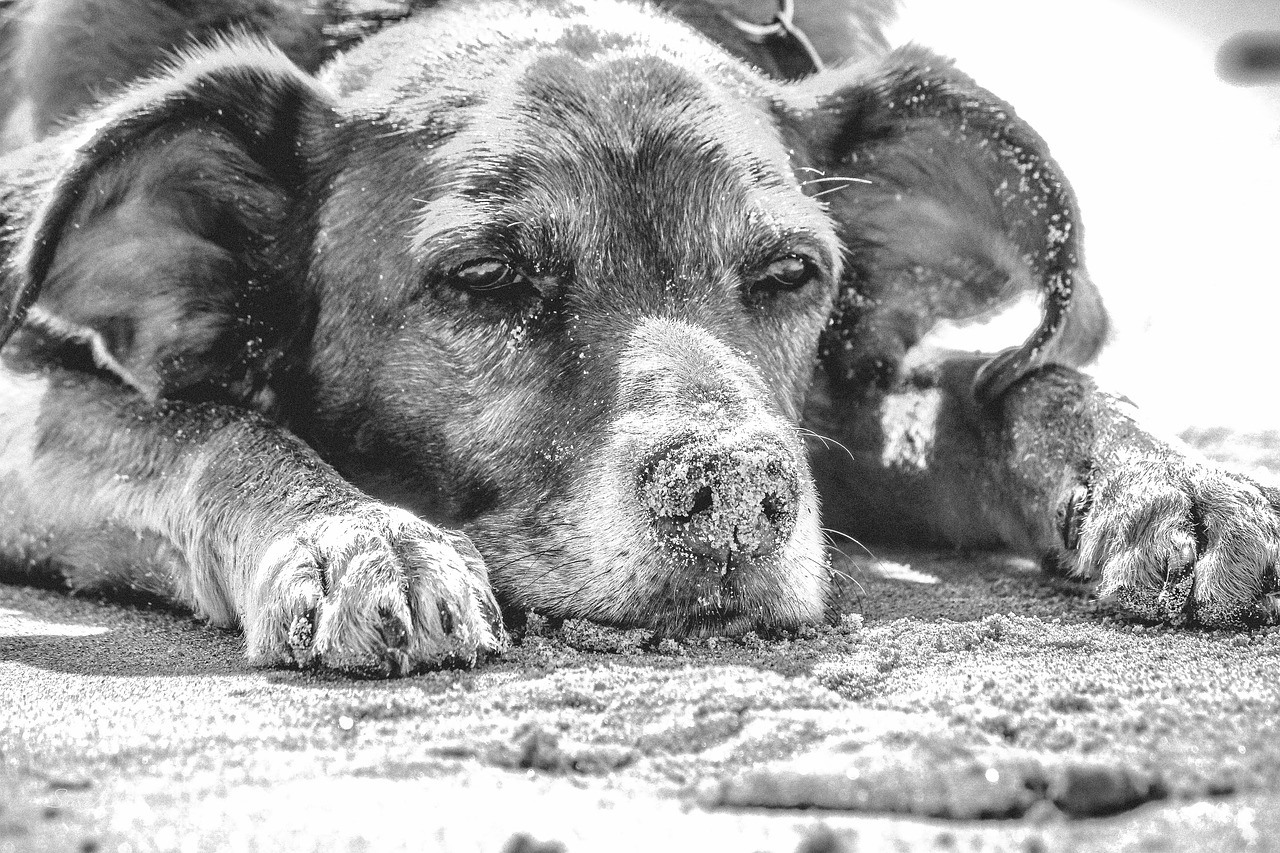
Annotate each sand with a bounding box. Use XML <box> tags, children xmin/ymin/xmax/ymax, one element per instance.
<box><xmin>1</xmin><ymin>431</ymin><xmax>1278</xmax><ymax>852</ymax></box>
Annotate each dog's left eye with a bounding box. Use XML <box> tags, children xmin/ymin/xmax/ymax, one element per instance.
<box><xmin>453</xmin><ymin>259</ymin><xmax>527</xmax><ymax>295</ymax></box>
<box><xmin>750</xmin><ymin>254</ymin><xmax>819</xmax><ymax>295</ymax></box>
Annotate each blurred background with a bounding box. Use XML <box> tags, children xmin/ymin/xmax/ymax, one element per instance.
<box><xmin>889</xmin><ymin>0</ymin><xmax>1280</xmax><ymax>433</ymax></box>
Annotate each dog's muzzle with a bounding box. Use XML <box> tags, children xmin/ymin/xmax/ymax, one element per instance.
<box><xmin>545</xmin><ymin>317</ymin><xmax>828</xmax><ymax>632</ymax></box>
<box><xmin>611</xmin><ymin>317</ymin><xmax>812</xmax><ymax>570</ymax></box>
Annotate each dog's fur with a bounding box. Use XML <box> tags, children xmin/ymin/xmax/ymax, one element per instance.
<box><xmin>1</xmin><ymin>0</ymin><xmax>1277</xmax><ymax>675</ymax></box>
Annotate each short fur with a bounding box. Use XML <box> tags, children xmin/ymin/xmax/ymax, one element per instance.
<box><xmin>0</xmin><ymin>0</ymin><xmax>1276</xmax><ymax>675</ymax></box>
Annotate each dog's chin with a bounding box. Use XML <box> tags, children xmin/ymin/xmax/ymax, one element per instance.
<box><xmin>643</xmin><ymin>611</ymin><xmax>765</xmax><ymax>639</ymax></box>
<box><xmin>639</xmin><ymin>555</ymin><xmax>813</xmax><ymax>638</ymax></box>
<box><xmin>642</xmin><ymin>601</ymin><xmax>800</xmax><ymax>639</ymax></box>
<box><xmin>520</xmin><ymin>545</ymin><xmax>831</xmax><ymax>639</ymax></box>
<box><xmin>566</xmin><ymin>594</ymin><xmax>793</xmax><ymax>640</ymax></box>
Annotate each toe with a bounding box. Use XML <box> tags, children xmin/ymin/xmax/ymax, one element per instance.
<box><xmin>1185</xmin><ymin>476</ymin><xmax>1280</xmax><ymax>626</ymax></box>
<box><xmin>1057</xmin><ymin>484</ymin><xmax>1091</xmax><ymax>552</ymax></box>
<box><xmin>246</xmin><ymin>541</ymin><xmax>325</xmax><ymax>667</ymax></box>
<box><xmin>286</xmin><ymin>606</ymin><xmax>320</xmax><ymax>666</ymax></box>
<box><xmin>312</xmin><ymin>550</ymin><xmax>413</xmax><ymax>672</ymax></box>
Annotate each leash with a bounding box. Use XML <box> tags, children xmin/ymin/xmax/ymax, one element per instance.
<box><xmin>311</xmin><ymin>0</ymin><xmax>439</xmax><ymax>58</ymax></box>
<box><xmin>310</xmin><ymin>1</ymin><xmax>826</xmax><ymax>81</ymax></box>
<box><xmin>720</xmin><ymin>0</ymin><xmax>825</xmax><ymax>79</ymax></box>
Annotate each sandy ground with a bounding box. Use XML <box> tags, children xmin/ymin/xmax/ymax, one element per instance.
<box><xmin>0</xmin><ymin>431</ymin><xmax>1277</xmax><ymax>853</ymax></box>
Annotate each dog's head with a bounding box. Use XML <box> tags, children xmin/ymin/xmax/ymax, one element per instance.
<box><xmin>0</xmin><ymin>1</ymin><xmax>1089</xmax><ymax>635</ymax></box>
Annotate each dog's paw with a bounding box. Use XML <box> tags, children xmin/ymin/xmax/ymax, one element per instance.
<box><xmin>1055</xmin><ymin>455</ymin><xmax>1280</xmax><ymax>627</ymax></box>
<box><xmin>244</xmin><ymin>505</ymin><xmax>506</xmax><ymax>675</ymax></box>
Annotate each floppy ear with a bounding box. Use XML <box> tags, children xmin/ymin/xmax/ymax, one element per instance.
<box><xmin>0</xmin><ymin>40</ymin><xmax>332</xmax><ymax>404</ymax></box>
<box><xmin>782</xmin><ymin>45</ymin><xmax>1107</xmax><ymax>404</ymax></box>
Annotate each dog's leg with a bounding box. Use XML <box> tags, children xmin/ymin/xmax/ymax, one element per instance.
<box><xmin>0</xmin><ymin>357</ymin><xmax>505</xmax><ymax>673</ymax></box>
<box><xmin>0</xmin><ymin>42</ymin><xmax>508</xmax><ymax>673</ymax></box>
<box><xmin>783</xmin><ymin>48</ymin><xmax>1279</xmax><ymax>626</ymax></box>
<box><xmin>807</xmin><ymin>354</ymin><xmax>1280</xmax><ymax>627</ymax></box>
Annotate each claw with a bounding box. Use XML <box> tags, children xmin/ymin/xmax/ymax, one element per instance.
<box><xmin>1257</xmin><ymin>592</ymin><xmax>1280</xmax><ymax>624</ymax></box>
<box><xmin>479</xmin><ymin>592</ymin><xmax>506</xmax><ymax>638</ymax></box>
<box><xmin>1058</xmin><ymin>484</ymin><xmax>1091</xmax><ymax>551</ymax></box>
<box><xmin>436</xmin><ymin>601</ymin><xmax>457</xmax><ymax>636</ymax></box>
<box><xmin>288</xmin><ymin>610</ymin><xmax>317</xmax><ymax>666</ymax></box>
<box><xmin>378</xmin><ymin>606</ymin><xmax>410</xmax><ymax>649</ymax></box>
<box><xmin>1153</xmin><ymin>540</ymin><xmax>1197</xmax><ymax>616</ymax></box>
<box><xmin>384</xmin><ymin>647</ymin><xmax>411</xmax><ymax>678</ymax></box>
<box><xmin>254</xmin><ymin>508</ymin><xmax>503</xmax><ymax>676</ymax></box>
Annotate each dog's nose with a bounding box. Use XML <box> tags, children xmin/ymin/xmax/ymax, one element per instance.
<box><xmin>638</xmin><ymin>442</ymin><xmax>799</xmax><ymax>562</ymax></box>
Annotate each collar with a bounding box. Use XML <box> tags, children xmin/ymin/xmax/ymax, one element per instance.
<box><xmin>721</xmin><ymin>0</ymin><xmax>826</xmax><ymax>80</ymax></box>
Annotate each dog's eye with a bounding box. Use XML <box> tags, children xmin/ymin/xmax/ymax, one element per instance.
<box><xmin>764</xmin><ymin>255</ymin><xmax>816</xmax><ymax>288</ymax></box>
<box><xmin>748</xmin><ymin>254</ymin><xmax>819</xmax><ymax>298</ymax></box>
<box><xmin>453</xmin><ymin>259</ymin><xmax>526</xmax><ymax>295</ymax></box>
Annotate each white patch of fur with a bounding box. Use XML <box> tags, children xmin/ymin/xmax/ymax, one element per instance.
<box><xmin>409</xmin><ymin>195</ymin><xmax>497</xmax><ymax>257</ymax></box>
<box><xmin>903</xmin><ymin>290</ymin><xmax>1043</xmax><ymax>373</ymax></box>
<box><xmin>1</xmin><ymin>98</ymin><xmax>37</xmax><ymax>152</ymax></box>
<box><xmin>878</xmin><ymin>387</ymin><xmax>943</xmax><ymax>473</ymax></box>
<box><xmin>0</xmin><ymin>371</ymin><xmax>46</xmax><ymax>481</ymax></box>
<box><xmin>866</xmin><ymin>560</ymin><xmax>941</xmax><ymax>585</ymax></box>
<box><xmin>560</xmin><ymin>318</ymin><xmax>829</xmax><ymax>629</ymax></box>
<box><xmin>0</xmin><ymin>370</ymin><xmax>227</xmax><ymax>623</ymax></box>
<box><xmin>24</xmin><ymin>305</ymin><xmax>154</xmax><ymax>396</ymax></box>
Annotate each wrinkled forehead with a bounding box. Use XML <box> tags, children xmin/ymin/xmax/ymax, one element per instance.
<box><xmin>385</xmin><ymin>24</ymin><xmax>837</xmax><ymax>275</ymax></box>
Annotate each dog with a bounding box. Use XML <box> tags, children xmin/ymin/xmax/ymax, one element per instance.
<box><xmin>0</xmin><ymin>0</ymin><xmax>1276</xmax><ymax>676</ymax></box>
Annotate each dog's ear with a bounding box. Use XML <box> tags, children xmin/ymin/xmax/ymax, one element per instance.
<box><xmin>782</xmin><ymin>45</ymin><xmax>1105</xmax><ymax>403</ymax></box>
<box><xmin>1</xmin><ymin>41</ymin><xmax>331</xmax><ymax>403</ymax></box>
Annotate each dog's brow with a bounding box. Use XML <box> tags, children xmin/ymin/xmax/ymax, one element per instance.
<box><xmin>743</xmin><ymin>197</ymin><xmax>843</xmax><ymax>273</ymax></box>
<box><xmin>754</xmin><ymin>223</ymin><xmax>834</xmax><ymax>258</ymax></box>
<box><xmin>410</xmin><ymin>195</ymin><xmax>497</xmax><ymax>257</ymax></box>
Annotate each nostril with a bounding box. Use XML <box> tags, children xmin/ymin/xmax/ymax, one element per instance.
<box><xmin>670</xmin><ymin>485</ymin><xmax>714</xmax><ymax>524</ymax></box>
<box><xmin>760</xmin><ymin>492</ymin><xmax>786</xmax><ymax>525</ymax></box>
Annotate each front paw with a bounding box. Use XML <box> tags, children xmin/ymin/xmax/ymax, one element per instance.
<box><xmin>244</xmin><ymin>505</ymin><xmax>507</xmax><ymax>675</ymax></box>
<box><xmin>1057</xmin><ymin>455</ymin><xmax>1280</xmax><ymax>627</ymax></box>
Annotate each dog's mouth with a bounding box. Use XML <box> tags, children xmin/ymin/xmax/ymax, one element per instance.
<box><xmin>636</xmin><ymin>559</ymin><xmax>812</xmax><ymax>638</ymax></box>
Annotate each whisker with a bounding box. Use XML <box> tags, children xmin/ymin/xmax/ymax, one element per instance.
<box><xmin>811</xmin><ymin>184</ymin><xmax>859</xmax><ymax>200</ymax></box>
<box><xmin>822</xmin><ymin>527</ymin><xmax>880</xmax><ymax>565</ymax></box>
<box><xmin>800</xmin><ymin>176</ymin><xmax>871</xmax><ymax>186</ymax></box>
<box><xmin>484</xmin><ymin>545</ymin><xmax>573</xmax><ymax>585</ymax></box>
<box><xmin>825</xmin><ymin>562</ymin><xmax>867</xmax><ymax>598</ymax></box>
<box><xmin>379</xmin><ymin>124</ymin><xmax>419</xmax><ymax>139</ymax></box>
<box><xmin>795</xmin><ymin>426</ymin><xmax>857</xmax><ymax>464</ymax></box>
<box><xmin>819</xmin><ymin>528</ymin><xmax>883</xmax><ymax>599</ymax></box>
<box><xmin>541</xmin><ymin>563</ymin><xmax>614</xmax><ymax>615</ymax></box>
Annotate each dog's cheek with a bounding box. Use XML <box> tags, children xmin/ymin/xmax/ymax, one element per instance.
<box><xmin>341</xmin><ymin>318</ymin><xmax>574</xmax><ymax>522</ymax></box>
<box><xmin>745</xmin><ymin>294</ymin><xmax>835</xmax><ymax>423</ymax></box>
<box><xmin>437</xmin><ymin>364</ymin><xmax>568</xmax><ymax>500</ymax></box>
